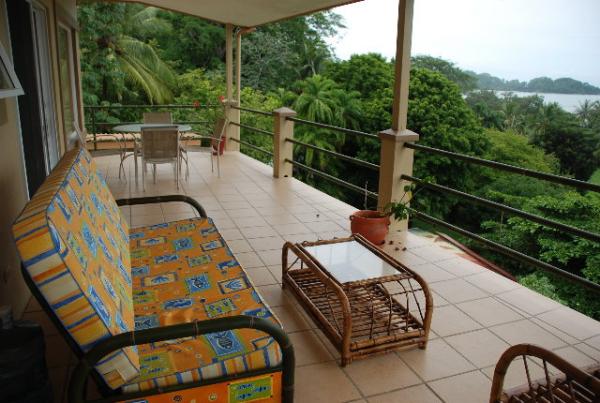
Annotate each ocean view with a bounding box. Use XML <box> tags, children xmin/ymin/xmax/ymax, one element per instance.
<box><xmin>495</xmin><ymin>90</ymin><xmax>600</xmax><ymax>112</ymax></box>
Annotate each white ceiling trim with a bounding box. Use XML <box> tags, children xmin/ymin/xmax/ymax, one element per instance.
<box><xmin>117</xmin><ymin>0</ymin><xmax>364</xmax><ymax>27</ymax></box>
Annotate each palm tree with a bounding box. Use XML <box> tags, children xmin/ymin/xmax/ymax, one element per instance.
<box><xmin>575</xmin><ymin>100</ymin><xmax>599</xmax><ymax>128</ymax></box>
<box><xmin>293</xmin><ymin>75</ymin><xmax>339</xmax><ymax>123</ymax></box>
<box><xmin>97</xmin><ymin>7</ymin><xmax>175</xmax><ymax>104</ymax></box>
<box><xmin>332</xmin><ymin>89</ymin><xmax>362</xmax><ymax>129</ymax></box>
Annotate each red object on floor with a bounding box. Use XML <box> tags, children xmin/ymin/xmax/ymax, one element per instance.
<box><xmin>212</xmin><ymin>133</ymin><xmax>225</xmax><ymax>155</ymax></box>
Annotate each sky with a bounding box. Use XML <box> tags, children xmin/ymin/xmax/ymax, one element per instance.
<box><xmin>327</xmin><ymin>0</ymin><xmax>600</xmax><ymax>87</ymax></box>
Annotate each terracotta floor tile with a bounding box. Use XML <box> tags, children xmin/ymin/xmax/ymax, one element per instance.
<box><xmin>490</xmin><ymin>319</ymin><xmax>566</xmax><ymax>350</ymax></box>
<box><xmin>409</xmin><ymin>244</ymin><xmax>458</xmax><ymax>263</ymax></box>
<box><xmin>263</xmin><ymin>214</ymin><xmax>300</xmax><ymax>225</ymax></box>
<box><xmin>160</xmin><ymin>202</ymin><xmax>195</xmax><ymax>215</ymax></box>
<box><xmin>457</xmin><ymin>297</ymin><xmax>523</xmax><ymax>327</ymax></box>
<box><xmin>267</xmin><ymin>265</ymin><xmax>283</xmax><ymax>283</ymax></box>
<box><xmin>130</xmin><ymin>203</ymin><xmax>163</xmax><ymax>216</ymax></box>
<box><xmin>294</xmin><ymin>362</ymin><xmax>361</xmax><ymax>403</ymax></box>
<box><xmin>226</xmin><ymin>239</ymin><xmax>253</xmax><ymax>253</ymax></box>
<box><xmin>48</xmin><ymin>365</ymin><xmax>69</xmax><ymax>403</ymax></box>
<box><xmin>464</xmin><ymin>271</ymin><xmax>519</xmax><ymax>294</ymax></box>
<box><xmin>446</xmin><ymin>329</ymin><xmax>510</xmax><ymax>368</ymax></box>
<box><xmin>233</xmin><ymin>215</ymin><xmax>269</xmax><ymax>228</ymax></box>
<box><xmin>45</xmin><ymin>334</ymin><xmax>72</xmax><ymax>368</ymax></box>
<box><xmin>398</xmin><ymin>339</ymin><xmax>475</xmax><ymax>381</ymax></box>
<box><xmin>538</xmin><ymin>307</ymin><xmax>600</xmax><ymax>340</ymax></box>
<box><xmin>212</xmin><ymin>217</ymin><xmax>236</xmax><ymax>230</ymax></box>
<box><xmin>367</xmin><ymin>384</ymin><xmax>441</xmax><ymax>403</ymax></box>
<box><xmin>233</xmin><ymin>251</ymin><xmax>264</xmax><ymax>268</ymax></box>
<box><xmin>271</xmin><ymin>304</ymin><xmax>312</xmax><ymax>333</ymax></box>
<box><xmin>256</xmin><ymin>284</ymin><xmax>294</xmax><ymax>307</ymax></box>
<box><xmin>130</xmin><ymin>214</ymin><xmax>164</xmax><ymax>227</ymax></box>
<box><xmin>428</xmin><ymin>370</ymin><xmax>491</xmax><ymax>403</ymax></box>
<box><xmin>430</xmin><ymin>305</ymin><xmax>483</xmax><ymax>337</ymax></box>
<box><xmin>551</xmin><ymin>345</ymin><xmax>598</xmax><ymax>368</ymax></box>
<box><xmin>246</xmin><ymin>267</ymin><xmax>278</xmax><ymax>287</ymax></box>
<box><xmin>258</xmin><ymin>249</ymin><xmax>283</xmax><ymax>266</ymax></box>
<box><xmin>575</xmin><ymin>343</ymin><xmax>600</xmax><ymax>362</ymax></box>
<box><xmin>305</xmin><ymin>220</ymin><xmax>344</xmax><ymax>233</ymax></box>
<box><xmin>164</xmin><ymin>212</ymin><xmax>197</xmax><ymax>222</ymax></box>
<box><xmin>481</xmin><ymin>358</ymin><xmax>547</xmax><ymax>389</ymax></box>
<box><xmin>226</xmin><ymin>207</ymin><xmax>260</xmax><ymax>218</ymax></box>
<box><xmin>430</xmin><ymin>279</ymin><xmax>488</xmax><ymax>304</ymax></box>
<box><xmin>344</xmin><ymin>353</ymin><xmax>421</xmax><ymax>396</ymax></box>
<box><xmin>219</xmin><ymin>228</ymin><xmax>244</xmax><ymax>241</ymax></box>
<box><xmin>586</xmin><ymin>334</ymin><xmax>600</xmax><ymax>350</ymax></box>
<box><xmin>288</xmin><ymin>330</ymin><xmax>334</xmax><ymax>366</ymax></box>
<box><xmin>272</xmin><ymin>223</ymin><xmax>312</xmax><ymax>236</ymax></box>
<box><xmin>435</xmin><ymin>257</ymin><xmax>486</xmax><ymax>277</ymax></box>
<box><xmin>497</xmin><ymin>287</ymin><xmax>561</xmax><ymax>316</ymax></box>
<box><xmin>409</xmin><ymin>263</ymin><xmax>456</xmax><ymax>283</ymax></box>
<box><xmin>240</xmin><ymin>225</ymin><xmax>278</xmax><ymax>238</ymax></box>
<box><xmin>247</xmin><ymin>236</ymin><xmax>286</xmax><ymax>251</ymax></box>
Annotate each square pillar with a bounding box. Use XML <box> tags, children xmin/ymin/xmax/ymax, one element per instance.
<box><xmin>377</xmin><ymin>129</ymin><xmax>419</xmax><ymax>233</ymax></box>
<box><xmin>224</xmin><ymin>100</ymin><xmax>240</xmax><ymax>151</ymax></box>
<box><xmin>273</xmin><ymin>107</ymin><xmax>296</xmax><ymax>178</ymax></box>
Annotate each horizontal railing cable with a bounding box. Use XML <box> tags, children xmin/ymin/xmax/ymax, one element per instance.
<box><xmin>408</xmin><ymin>208</ymin><xmax>600</xmax><ymax>293</ymax></box>
<box><xmin>230</xmin><ymin>122</ymin><xmax>274</xmax><ymax>137</ymax></box>
<box><xmin>286</xmin><ymin>117</ymin><xmax>378</xmax><ymax>139</ymax></box>
<box><xmin>403</xmin><ymin>174</ymin><xmax>600</xmax><ymax>243</ymax></box>
<box><xmin>406</xmin><ymin>143</ymin><xmax>600</xmax><ymax>193</ymax></box>
<box><xmin>84</xmin><ymin>104</ymin><xmax>220</xmax><ymax>109</ymax></box>
<box><xmin>285</xmin><ymin>158</ymin><xmax>378</xmax><ymax>199</ymax></box>
<box><xmin>230</xmin><ymin>137</ymin><xmax>273</xmax><ymax>156</ymax></box>
<box><xmin>286</xmin><ymin>138</ymin><xmax>379</xmax><ymax>171</ymax></box>
<box><xmin>231</xmin><ymin>105</ymin><xmax>272</xmax><ymax>116</ymax></box>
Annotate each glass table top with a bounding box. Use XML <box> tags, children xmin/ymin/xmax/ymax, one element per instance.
<box><xmin>304</xmin><ymin>240</ymin><xmax>401</xmax><ymax>284</ymax></box>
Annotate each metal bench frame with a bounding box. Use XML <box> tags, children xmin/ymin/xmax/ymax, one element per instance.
<box><xmin>21</xmin><ymin>195</ymin><xmax>295</xmax><ymax>403</ymax></box>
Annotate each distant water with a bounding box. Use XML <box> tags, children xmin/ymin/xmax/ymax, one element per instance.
<box><xmin>494</xmin><ymin>91</ymin><xmax>600</xmax><ymax>113</ymax></box>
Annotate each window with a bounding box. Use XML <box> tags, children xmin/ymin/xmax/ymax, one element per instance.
<box><xmin>0</xmin><ymin>41</ymin><xmax>23</xmax><ymax>99</ymax></box>
<box><xmin>57</xmin><ymin>22</ymin><xmax>79</xmax><ymax>134</ymax></box>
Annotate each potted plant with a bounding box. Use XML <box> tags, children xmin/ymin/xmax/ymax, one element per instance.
<box><xmin>350</xmin><ymin>183</ymin><xmax>421</xmax><ymax>245</ymax></box>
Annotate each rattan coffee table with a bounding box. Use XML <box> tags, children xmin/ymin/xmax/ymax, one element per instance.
<box><xmin>282</xmin><ymin>234</ymin><xmax>433</xmax><ymax>366</ymax></box>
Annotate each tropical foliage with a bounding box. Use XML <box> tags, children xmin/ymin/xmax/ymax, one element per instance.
<box><xmin>78</xmin><ymin>3</ymin><xmax>600</xmax><ymax>318</ymax></box>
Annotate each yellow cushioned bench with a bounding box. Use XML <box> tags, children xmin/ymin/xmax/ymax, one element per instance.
<box><xmin>13</xmin><ymin>147</ymin><xmax>294</xmax><ymax>403</ymax></box>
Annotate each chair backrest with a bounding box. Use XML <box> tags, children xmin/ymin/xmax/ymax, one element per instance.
<box><xmin>142</xmin><ymin>111</ymin><xmax>172</xmax><ymax>124</ymax></box>
<box><xmin>212</xmin><ymin>118</ymin><xmax>227</xmax><ymax>140</ymax></box>
<box><xmin>141</xmin><ymin>126</ymin><xmax>179</xmax><ymax>161</ymax></box>
<box><xmin>490</xmin><ymin>344</ymin><xmax>600</xmax><ymax>402</ymax></box>
<box><xmin>12</xmin><ymin>147</ymin><xmax>139</xmax><ymax>390</ymax></box>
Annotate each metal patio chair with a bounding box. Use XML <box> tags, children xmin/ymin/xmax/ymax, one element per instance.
<box><xmin>180</xmin><ymin>117</ymin><xmax>227</xmax><ymax>178</ymax></box>
<box><xmin>140</xmin><ymin>125</ymin><xmax>180</xmax><ymax>190</ymax></box>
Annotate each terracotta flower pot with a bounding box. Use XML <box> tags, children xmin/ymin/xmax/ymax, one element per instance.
<box><xmin>349</xmin><ymin>210</ymin><xmax>390</xmax><ymax>245</ymax></box>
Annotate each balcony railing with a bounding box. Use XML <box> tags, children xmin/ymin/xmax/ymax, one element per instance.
<box><xmin>84</xmin><ymin>103</ymin><xmax>600</xmax><ymax>295</ymax></box>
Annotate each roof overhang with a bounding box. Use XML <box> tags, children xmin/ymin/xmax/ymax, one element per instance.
<box><xmin>116</xmin><ymin>0</ymin><xmax>363</xmax><ymax>28</ymax></box>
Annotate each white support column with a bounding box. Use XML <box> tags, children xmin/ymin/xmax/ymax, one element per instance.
<box><xmin>273</xmin><ymin>107</ymin><xmax>296</xmax><ymax>178</ymax></box>
<box><xmin>377</xmin><ymin>0</ymin><xmax>418</xmax><ymax>235</ymax></box>
<box><xmin>224</xmin><ymin>24</ymin><xmax>239</xmax><ymax>151</ymax></box>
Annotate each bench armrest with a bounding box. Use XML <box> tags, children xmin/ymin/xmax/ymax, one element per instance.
<box><xmin>116</xmin><ymin>195</ymin><xmax>207</xmax><ymax>218</ymax></box>
<box><xmin>68</xmin><ymin>316</ymin><xmax>294</xmax><ymax>403</ymax></box>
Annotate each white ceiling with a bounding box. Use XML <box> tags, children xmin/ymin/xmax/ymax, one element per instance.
<box><xmin>119</xmin><ymin>0</ymin><xmax>364</xmax><ymax>27</ymax></box>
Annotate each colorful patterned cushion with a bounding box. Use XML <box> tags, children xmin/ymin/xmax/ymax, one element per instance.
<box><xmin>12</xmin><ymin>148</ymin><xmax>138</xmax><ymax>389</ymax></box>
<box><xmin>122</xmin><ymin>218</ymin><xmax>282</xmax><ymax>393</ymax></box>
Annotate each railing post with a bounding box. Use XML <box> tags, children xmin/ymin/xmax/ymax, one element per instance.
<box><xmin>377</xmin><ymin>129</ymin><xmax>419</xmax><ymax>233</ymax></box>
<box><xmin>225</xmin><ymin>101</ymin><xmax>240</xmax><ymax>152</ymax></box>
<box><xmin>273</xmin><ymin>107</ymin><xmax>296</xmax><ymax>178</ymax></box>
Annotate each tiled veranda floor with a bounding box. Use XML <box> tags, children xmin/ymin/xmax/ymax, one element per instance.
<box><xmin>22</xmin><ymin>150</ymin><xmax>600</xmax><ymax>403</ymax></box>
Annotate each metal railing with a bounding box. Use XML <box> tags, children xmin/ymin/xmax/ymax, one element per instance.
<box><xmin>84</xmin><ymin>104</ymin><xmax>220</xmax><ymax>149</ymax></box>
<box><xmin>403</xmin><ymin>145</ymin><xmax>600</xmax><ymax>293</ymax></box>
<box><xmin>287</xmin><ymin>116</ymin><xmax>379</xmax><ymax>139</ymax></box>
<box><xmin>231</xmin><ymin>104</ymin><xmax>272</xmax><ymax>117</ymax></box>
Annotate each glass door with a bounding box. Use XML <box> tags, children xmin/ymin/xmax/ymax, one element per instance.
<box><xmin>31</xmin><ymin>2</ymin><xmax>59</xmax><ymax>172</ymax></box>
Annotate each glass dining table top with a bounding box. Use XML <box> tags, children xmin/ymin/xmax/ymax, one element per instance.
<box><xmin>303</xmin><ymin>240</ymin><xmax>403</xmax><ymax>284</ymax></box>
<box><xmin>112</xmin><ymin>123</ymin><xmax>193</xmax><ymax>132</ymax></box>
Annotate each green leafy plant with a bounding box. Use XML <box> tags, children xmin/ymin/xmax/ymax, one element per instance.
<box><xmin>382</xmin><ymin>180</ymin><xmax>430</xmax><ymax>221</ymax></box>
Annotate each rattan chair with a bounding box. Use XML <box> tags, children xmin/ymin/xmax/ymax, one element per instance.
<box><xmin>182</xmin><ymin>118</ymin><xmax>227</xmax><ymax>178</ymax></box>
<box><xmin>490</xmin><ymin>344</ymin><xmax>600</xmax><ymax>402</ymax></box>
<box><xmin>140</xmin><ymin>126</ymin><xmax>180</xmax><ymax>190</ymax></box>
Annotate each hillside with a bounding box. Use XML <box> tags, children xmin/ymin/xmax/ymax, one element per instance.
<box><xmin>468</xmin><ymin>72</ymin><xmax>600</xmax><ymax>95</ymax></box>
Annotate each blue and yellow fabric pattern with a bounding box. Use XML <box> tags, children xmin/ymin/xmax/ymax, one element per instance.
<box><xmin>12</xmin><ymin>148</ymin><xmax>139</xmax><ymax>389</ymax></box>
<box><xmin>123</xmin><ymin>217</ymin><xmax>282</xmax><ymax>392</ymax></box>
